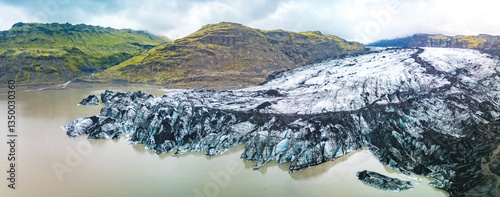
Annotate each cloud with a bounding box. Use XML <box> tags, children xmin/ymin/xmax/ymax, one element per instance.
<box><xmin>0</xmin><ymin>1</ymin><xmax>38</xmax><ymax>30</ymax></box>
<box><xmin>83</xmin><ymin>0</ymin><xmax>285</xmax><ymax>39</ymax></box>
<box><xmin>1</xmin><ymin>0</ymin><xmax>500</xmax><ymax>43</ymax></box>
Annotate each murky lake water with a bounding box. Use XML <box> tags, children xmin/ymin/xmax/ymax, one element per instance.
<box><xmin>0</xmin><ymin>86</ymin><xmax>448</xmax><ymax>197</ymax></box>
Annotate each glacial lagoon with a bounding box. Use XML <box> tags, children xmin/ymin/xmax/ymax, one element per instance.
<box><xmin>0</xmin><ymin>86</ymin><xmax>447</xmax><ymax>197</ymax></box>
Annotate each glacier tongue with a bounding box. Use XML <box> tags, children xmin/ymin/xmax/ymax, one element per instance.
<box><xmin>64</xmin><ymin>48</ymin><xmax>500</xmax><ymax>196</ymax></box>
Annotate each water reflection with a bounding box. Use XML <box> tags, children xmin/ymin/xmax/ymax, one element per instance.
<box><xmin>131</xmin><ymin>144</ymin><xmax>146</xmax><ymax>153</ymax></box>
<box><xmin>290</xmin><ymin>150</ymin><xmax>360</xmax><ymax>180</ymax></box>
<box><xmin>87</xmin><ymin>139</ymin><xmax>109</xmax><ymax>147</ymax></box>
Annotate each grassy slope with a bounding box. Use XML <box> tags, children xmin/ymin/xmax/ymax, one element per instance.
<box><xmin>0</xmin><ymin>22</ymin><xmax>170</xmax><ymax>84</ymax></box>
<box><xmin>88</xmin><ymin>22</ymin><xmax>364</xmax><ymax>89</ymax></box>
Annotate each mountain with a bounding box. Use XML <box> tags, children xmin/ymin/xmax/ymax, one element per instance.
<box><xmin>66</xmin><ymin>47</ymin><xmax>500</xmax><ymax>196</ymax></box>
<box><xmin>368</xmin><ymin>33</ymin><xmax>500</xmax><ymax>56</ymax></box>
<box><xmin>0</xmin><ymin>22</ymin><xmax>170</xmax><ymax>85</ymax></box>
<box><xmin>87</xmin><ymin>22</ymin><xmax>365</xmax><ymax>89</ymax></box>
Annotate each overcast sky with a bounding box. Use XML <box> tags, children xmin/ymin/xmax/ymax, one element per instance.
<box><xmin>1</xmin><ymin>0</ymin><xmax>499</xmax><ymax>43</ymax></box>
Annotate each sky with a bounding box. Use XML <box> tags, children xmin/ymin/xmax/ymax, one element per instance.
<box><xmin>1</xmin><ymin>0</ymin><xmax>500</xmax><ymax>43</ymax></box>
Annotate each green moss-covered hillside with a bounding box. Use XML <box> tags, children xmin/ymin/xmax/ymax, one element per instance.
<box><xmin>0</xmin><ymin>22</ymin><xmax>170</xmax><ymax>85</ymax></box>
<box><xmin>88</xmin><ymin>22</ymin><xmax>364</xmax><ymax>89</ymax></box>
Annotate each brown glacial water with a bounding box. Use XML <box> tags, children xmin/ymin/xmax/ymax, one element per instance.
<box><xmin>0</xmin><ymin>86</ymin><xmax>448</xmax><ymax>197</ymax></box>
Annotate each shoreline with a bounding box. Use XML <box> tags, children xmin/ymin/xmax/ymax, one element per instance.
<box><xmin>13</xmin><ymin>81</ymin><xmax>170</xmax><ymax>91</ymax></box>
<box><xmin>14</xmin><ymin>81</ymin><xmax>243</xmax><ymax>91</ymax></box>
<box><xmin>25</xmin><ymin>81</ymin><xmax>129</xmax><ymax>90</ymax></box>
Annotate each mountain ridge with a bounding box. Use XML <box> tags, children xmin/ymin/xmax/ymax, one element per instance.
<box><xmin>85</xmin><ymin>22</ymin><xmax>365</xmax><ymax>89</ymax></box>
<box><xmin>368</xmin><ymin>33</ymin><xmax>500</xmax><ymax>56</ymax></box>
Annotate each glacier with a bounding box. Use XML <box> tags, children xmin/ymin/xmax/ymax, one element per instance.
<box><xmin>77</xmin><ymin>95</ymin><xmax>99</xmax><ymax>105</ymax></box>
<box><xmin>64</xmin><ymin>47</ymin><xmax>500</xmax><ymax>196</ymax></box>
